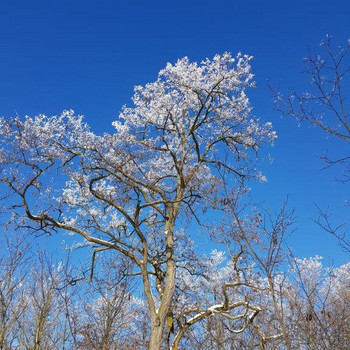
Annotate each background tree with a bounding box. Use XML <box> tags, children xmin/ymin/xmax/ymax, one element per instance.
<box><xmin>272</xmin><ymin>35</ymin><xmax>350</xmax><ymax>253</ymax></box>
<box><xmin>0</xmin><ymin>236</ymin><xmax>29</xmax><ymax>350</ymax></box>
<box><xmin>73</xmin><ymin>254</ymin><xmax>141</xmax><ymax>350</ymax></box>
<box><xmin>284</xmin><ymin>256</ymin><xmax>350</xmax><ymax>350</ymax></box>
<box><xmin>0</xmin><ymin>227</ymin><xmax>349</xmax><ymax>348</ymax></box>
<box><xmin>16</xmin><ymin>253</ymin><xmax>64</xmax><ymax>350</ymax></box>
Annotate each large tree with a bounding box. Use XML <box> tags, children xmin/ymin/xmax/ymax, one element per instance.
<box><xmin>0</xmin><ymin>53</ymin><xmax>277</xmax><ymax>349</ymax></box>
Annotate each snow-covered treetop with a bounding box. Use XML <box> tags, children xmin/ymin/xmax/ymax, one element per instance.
<box><xmin>115</xmin><ymin>52</ymin><xmax>276</xmax><ymax>160</ymax></box>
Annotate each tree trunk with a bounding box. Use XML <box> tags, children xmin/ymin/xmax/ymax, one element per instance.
<box><xmin>149</xmin><ymin>323</ymin><xmax>164</xmax><ymax>350</ymax></box>
<box><xmin>148</xmin><ymin>260</ymin><xmax>176</xmax><ymax>350</ymax></box>
<box><xmin>147</xmin><ymin>192</ymin><xmax>181</xmax><ymax>350</ymax></box>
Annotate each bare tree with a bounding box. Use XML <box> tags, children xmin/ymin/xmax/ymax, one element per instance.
<box><xmin>0</xmin><ymin>235</ymin><xmax>29</xmax><ymax>350</ymax></box>
<box><xmin>15</xmin><ymin>252</ymin><xmax>67</xmax><ymax>350</ymax></box>
<box><xmin>74</xmin><ymin>254</ymin><xmax>140</xmax><ymax>350</ymax></box>
<box><xmin>272</xmin><ymin>35</ymin><xmax>350</xmax><ymax>253</ymax></box>
<box><xmin>285</xmin><ymin>256</ymin><xmax>350</xmax><ymax>350</ymax></box>
<box><xmin>226</xmin><ymin>196</ymin><xmax>294</xmax><ymax>350</ymax></box>
<box><xmin>1</xmin><ymin>228</ymin><xmax>348</xmax><ymax>349</ymax></box>
<box><xmin>0</xmin><ymin>233</ymin><xmax>137</xmax><ymax>350</ymax></box>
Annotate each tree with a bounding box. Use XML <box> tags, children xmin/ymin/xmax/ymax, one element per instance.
<box><xmin>16</xmin><ymin>253</ymin><xmax>64</xmax><ymax>350</ymax></box>
<box><xmin>0</xmin><ymin>52</ymin><xmax>277</xmax><ymax>349</ymax></box>
<box><xmin>73</xmin><ymin>254</ymin><xmax>141</xmax><ymax>350</ymax></box>
<box><xmin>284</xmin><ymin>256</ymin><xmax>350</xmax><ymax>350</ymax></box>
<box><xmin>0</xmin><ymin>236</ymin><xmax>73</xmax><ymax>350</ymax></box>
<box><xmin>217</xmin><ymin>195</ymin><xmax>295</xmax><ymax>350</ymax></box>
<box><xmin>0</xmin><ymin>236</ymin><xmax>29</xmax><ymax>349</ymax></box>
<box><xmin>1</xmin><ymin>232</ymin><xmax>348</xmax><ymax>349</ymax></box>
<box><xmin>272</xmin><ymin>35</ymin><xmax>350</xmax><ymax>253</ymax></box>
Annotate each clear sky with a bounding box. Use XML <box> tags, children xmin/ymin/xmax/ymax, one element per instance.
<box><xmin>0</xmin><ymin>0</ymin><xmax>349</xmax><ymax>265</ymax></box>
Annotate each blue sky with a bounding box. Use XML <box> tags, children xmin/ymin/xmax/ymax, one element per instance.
<box><xmin>0</xmin><ymin>0</ymin><xmax>349</xmax><ymax>264</ymax></box>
